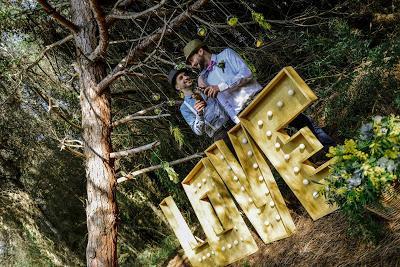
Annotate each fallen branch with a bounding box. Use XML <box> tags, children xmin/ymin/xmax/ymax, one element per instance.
<box><xmin>129</xmin><ymin>114</ymin><xmax>170</xmax><ymax>119</ymax></box>
<box><xmin>110</xmin><ymin>140</ymin><xmax>160</xmax><ymax>159</ymax></box>
<box><xmin>109</xmin><ymin>35</ymin><xmax>149</xmax><ymax>45</ymax></box>
<box><xmin>117</xmin><ymin>153</ymin><xmax>204</xmax><ymax>183</ymax></box>
<box><xmin>60</xmin><ymin>138</ymin><xmax>84</xmax><ymax>149</ymax></box>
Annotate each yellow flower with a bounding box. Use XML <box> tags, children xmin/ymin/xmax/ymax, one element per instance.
<box><xmin>255</xmin><ymin>39</ymin><xmax>264</xmax><ymax>48</ymax></box>
<box><xmin>362</xmin><ymin>163</ymin><xmax>372</xmax><ymax>175</ymax></box>
<box><xmin>343</xmin><ymin>155</ymin><xmax>353</xmax><ymax>160</ymax></box>
<box><xmin>369</xmin><ymin>142</ymin><xmax>381</xmax><ymax>155</ymax></box>
<box><xmin>327</xmin><ymin>146</ymin><xmax>337</xmax><ymax>158</ymax></box>
<box><xmin>388</xmin><ymin>135</ymin><xmax>398</xmax><ymax>143</ymax></box>
<box><xmin>384</xmin><ymin>149</ymin><xmax>399</xmax><ymax>159</ymax></box>
<box><xmin>373</xmin><ymin>166</ymin><xmax>385</xmax><ymax>174</ymax></box>
<box><xmin>227</xmin><ymin>16</ymin><xmax>238</xmax><ymax>27</ymax></box>
<box><xmin>197</xmin><ymin>25</ymin><xmax>207</xmax><ymax>37</ymax></box>
<box><xmin>355</xmin><ymin>150</ymin><xmax>368</xmax><ymax>161</ymax></box>
<box><xmin>336</xmin><ymin>187</ymin><xmax>347</xmax><ymax>196</ymax></box>
<box><xmin>368</xmin><ymin>175</ymin><xmax>379</xmax><ymax>188</ymax></box>
<box><xmin>344</xmin><ymin>139</ymin><xmax>357</xmax><ymax>152</ymax></box>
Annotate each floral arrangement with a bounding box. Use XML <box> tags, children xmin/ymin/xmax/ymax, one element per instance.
<box><xmin>322</xmin><ymin>115</ymin><xmax>399</xmax><ymax>238</ymax></box>
<box><xmin>324</xmin><ymin>115</ymin><xmax>399</xmax><ymax>204</ymax></box>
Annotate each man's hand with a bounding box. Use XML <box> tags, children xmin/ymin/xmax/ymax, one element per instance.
<box><xmin>204</xmin><ymin>85</ymin><xmax>220</xmax><ymax>98</ymax></box>
<box><xmin>194</xmin><ymin>100</ymin><xmax>206</xmax><ymax>114</ymax></box>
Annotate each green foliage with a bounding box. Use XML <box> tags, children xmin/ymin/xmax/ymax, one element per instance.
<box><xmin>251</xmin><ymin>11</ymin><xmax>271</xmax><ymax>31</ymax></box>
<box><xmin>170</xmin><ymin>125</ymin><xmax>185</xmax><ymax>149</ymax></box>
<box><xmin>240</xmin><ymin>52</ymin><xmax>257</xmax><ymax>77</ymax></box>
<box><xmin>395</xmin><ymin>95</ymin><xmax>400</xmax><ymax>110</ymax></box>
<box><xmin>162</xmin><ymin>162</ymin><xmax>180</xmax><ymax>183</ymax></box>
<box><xmin>175</xmin><ymin>62</ymin><xmax>187</xmax><ymax>71</ymax></box>
<box><xmin>289</xmin><ymin>17</ymin><xmax>400</xmax><ymax>138</ymax></box>
<box><xmin>134</xmin><ymin>235</ymin><xmax>179</xmax><ymax>267</ymax></box>
<box><xmin>0</xmin><ymin>183</ymin><xmax>84</xmax><ymax>266</ymax></box>
<box><xmin>323</xmin><ymin>115</ymin><xmax>399</xmax><ymax>240</ymax></box>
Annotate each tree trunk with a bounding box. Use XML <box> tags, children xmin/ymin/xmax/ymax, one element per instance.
<box><xmin>70</xmin><ymin>1</ymin><xmax>118</xmax><ymax>266</ymax></box>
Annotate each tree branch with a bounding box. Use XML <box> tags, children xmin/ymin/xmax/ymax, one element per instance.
<box><xmin>107</xmin><ymin>0</ymin><xmax>167</xmax><ymax>20</ymax></box>
<box><xmin>115</xmin><ymin>114</ymin><xmax>171</xmax><ymax>124</ymax></box>
<box><xmin>28</xmin><ymin>82</ymin><xmax>82</xmax><ymax>130</ymax></box>
<box><xmin>113</xmin><ymin>101</ymin><xmax>178</xmax><ymax>127</ymax></box>
<box><xmin>148</xmin><ymin>54</ymin><xmax>176</xmax><ymax>66</ymax></box>
<box><xmin>110</xmin><ymin>140</ymin><xmax>160</xmax><ymax>159</ymax></box>
<box><xmin>37</xmin><ymin>0</ymin><xmax>79</xmax><ymax>33</ymax></box>
<box><xmin>106</xmin><ymin>0</ymin><xmax>171</xmax><ymax>27</ymax></box>
<box><xmin>63</xmin><ymin>146</ymin><xmax>85</xmax><ymax>158</ymax></box>
<box><xmin>126</xmin><ymin>71</ymin><xmax>168</xmax><ymax>80</ymax></box>
<box><xmin>97</xmin><ymin>17</ymin><xmax>168</xmax><ymax>92</ymax></box>
<box><xmin>117</xmin><ymin>153</ymin><xmax>204</xmax><ymax>183</ymax></box>
<box><xmin>25</xmin><ymin>35</ymin><xmax>74</xmax><ymax>70</ymax></box>
<box><xmin>88</xmin><ymin>0</ymin><xmax>109</xmax><ymax>60</ymax></box>
<box><xmin>97</xmin><ymin>0</ymin><xmax>209</xmax><ymax>95</ymax></box>
<box><xmin>192</xmin><ymin>14</ymin><xmax>256</xmax><ymax>28</ymax></box>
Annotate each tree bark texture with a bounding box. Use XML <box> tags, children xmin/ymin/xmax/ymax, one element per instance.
<box><xmin>70</xmin><ymin>0</ymin><xmax>117</xmax><ymax>266</ymax></box>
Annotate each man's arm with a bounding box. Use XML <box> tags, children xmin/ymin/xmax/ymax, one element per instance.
<box><xmin>198</xmin><ymin>75</ymin><xmax>208</xmax><ymax>88</ymax></box>
<box><xmin>180</xmin><ymin>104</ymin><xmax>206</xmax><ymax>136</ymax></box>
<box><xmin>217</xmin><ymin>48</ymin><xmax>253</xmax><ymax>92</ymax></box>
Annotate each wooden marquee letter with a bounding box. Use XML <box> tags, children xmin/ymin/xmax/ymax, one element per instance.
<box><xmin>206</xmin><ymin>136</ymin><xmax>295</xmax><ymax>244</ymax></box>
<box><xmin>160</xmin><ymin>196</ymin><xmax>209</xmax><ymax>265</ymax></box>
<box><xmin>161</xmin><ymin>158</ymin><xmax>258</xmax><ymax>267</ymax></box>
<box><xmin>182</xmin><ymin>158</ymin><xmax>258</xmax><ymax>266</ymax></box>
<box><xmin>239</xmin><ymin>66</ymin><xmax>337</xmax><ymax>220</ymax></box>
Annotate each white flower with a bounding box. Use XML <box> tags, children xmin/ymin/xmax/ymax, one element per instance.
<box><xmin>373</xmin><ymin>115</ymin><xmax>383</xmax><ymax>123</ymax></box>
<box><xmin>377</xmin><ymin>157</ymin><xmax>389</xmax><ymax>168</ymax></box>
<box><xmin>348</xmin><ymin>170</ymin><xmax>363</xmax><ymax>187</ymax></box>
<box><xmin>387</xmin><ymin>160</ymin><xmax>397</xmax><ymax>173</ymax></box>
<box><xmin>360</xmin><ymin>123</ymin><xmax>373</xmax><ymax>140</ymax></box>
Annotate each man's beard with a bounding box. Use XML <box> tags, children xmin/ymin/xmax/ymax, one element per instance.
<box><xmin>198</xmin><ymin>57</ymin><xmax>206</xmax><ymax>70</ymax></box>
